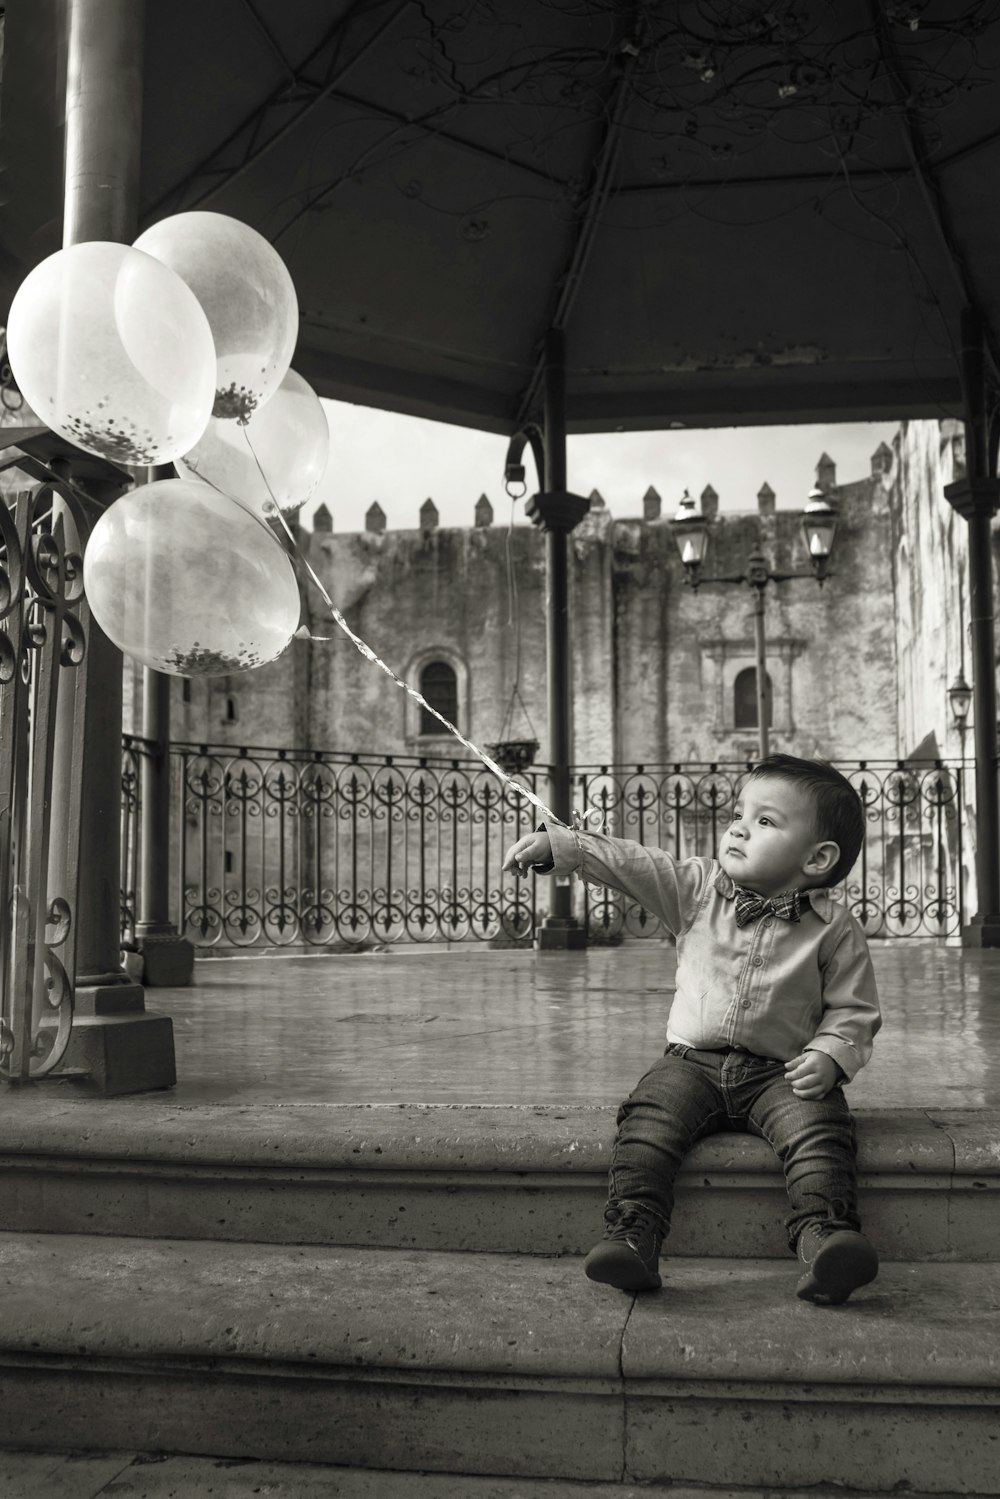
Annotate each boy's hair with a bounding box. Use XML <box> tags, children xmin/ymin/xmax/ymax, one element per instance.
<box><xmin>746</xmin><ymin>753</ymin><xmax>864</xmax><ymax>888</ymax></box>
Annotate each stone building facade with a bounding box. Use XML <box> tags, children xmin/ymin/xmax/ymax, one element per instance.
<box><xmin>888</xmin><ymin>418</ymin><xmax>971</xmax><ymax>765</ymax></box>
<box><xmin>143</xmin><ymin>444</ymin><xmax>906</xmax><ymax>767</ymax></box>
<box><xmin>132</xmin><ymin>417</ymin><xmax>981</xmax><ymax>775</ymax></box>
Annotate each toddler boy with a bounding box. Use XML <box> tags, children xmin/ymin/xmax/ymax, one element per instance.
<box><xmin>502</xmin><ymin>754</ymin><xmax>881</xmax><ymax>1306</ymax></box>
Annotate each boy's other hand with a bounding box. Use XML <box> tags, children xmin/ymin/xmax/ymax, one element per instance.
<box><xmin>503</xmin><ymin>831</ymin><xmax>553</xmax><ymax>877</ymax></box>
<box><xmin>784</xmin><ymin>1050</ymin><xmax>840</xmax><ymax>1099</ymax></box>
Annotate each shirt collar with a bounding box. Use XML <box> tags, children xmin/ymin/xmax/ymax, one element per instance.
<box><xmin>713</xmin><ymin>864</ymin><xmax>834</xmax><ymax>924</ymax></box>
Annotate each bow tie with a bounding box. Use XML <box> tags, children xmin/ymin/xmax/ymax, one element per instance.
<box><xmin>733</xmin><ymin>886</ymin><xmax>803</xmax><ymax>928</ymax></box>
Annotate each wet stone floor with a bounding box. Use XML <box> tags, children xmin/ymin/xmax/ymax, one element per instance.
<box><xmin>120</xmin><ymin>940</ymin><xmax>1000</xmax><ymax>1111</ymax></box>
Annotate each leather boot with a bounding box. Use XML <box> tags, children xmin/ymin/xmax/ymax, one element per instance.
<box><xmin>796</xmin><ymin>1221</ymin><xmax>878</xmax><ymax>1305</ymax></box>
<box><xmin>584</xmin><ymin>1199</ymin><xmax>664</xmax><ymax>1292</ymax></box>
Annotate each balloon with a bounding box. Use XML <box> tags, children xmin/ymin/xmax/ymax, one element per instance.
<box><xmin>83</xmin><ymin>478</ymin><xmax>301</xmax><ymax>675</ymax></box>
<box><xmin>176</xmin><ymin>368</ymin><xmax>329</xmax><ymax>520</ymax></box>
<box><xmin>5</xmin><ymin>242</ymin><xmax>216</xmax><ymax>466</ymax></box>
<box><xmin>134</xmin><ymin>212</ymin><xmax>298</xmax><ymax>424</ymax></box>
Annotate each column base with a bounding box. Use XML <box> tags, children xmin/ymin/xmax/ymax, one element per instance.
<box><xmin>135</xmin><ymin>927</ymin><xmax>195</xmax><ymax>987</ymax></box>
<box><xmin>535</xmin><ymin>919</ymin><xmax>588</xmax><ymax>952</ymax></box>
<box><xmin>36</xmin><ymin>971</ymin><xmax>177</xmax><ymax>1095</ymax></box>
<box><xmin>960</xmin><ymin>915</ymin><xmax>1000</xmax><ymax>948</ymax></box>
<box><xmin>73</xmin><ymin>977</ymin><xmax>146</xmax><ymax>1016</ymax></box>
<box><xmin>55</xmin><ymin>1012</ymin><xmax>176</xmax><ymax>1096</ymax></box>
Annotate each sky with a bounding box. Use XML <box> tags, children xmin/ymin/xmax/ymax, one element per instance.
<box><xmin>304</xmin><ymin>402</ymin><xmax>901</xmax><ymax>534</ymax></box>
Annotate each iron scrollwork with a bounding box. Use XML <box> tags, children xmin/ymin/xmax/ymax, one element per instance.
<box><xmin>141</xmin><ymin>747</ymin><xmax>968</xmax><ymax>952</ymax></box>
<box><xmin>1</xmin><ymin>471</ymin><xmax>92</xmax><ymax>1080</ymax></box>
<box><xmin>172</xmin><ymin>743</ymin><xmax>542</xmax><ymax>949</ymax></box>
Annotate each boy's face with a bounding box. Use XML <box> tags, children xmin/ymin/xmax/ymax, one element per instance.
<box><xmin>718</xmin><ymin>775</ymin><xmax>838</xmax><ymax>896</ymax></box>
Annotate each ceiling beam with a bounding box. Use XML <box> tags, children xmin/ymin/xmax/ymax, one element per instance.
<box><xmin>296</xmin><ymin>337</ymin><xmax>960</xmax><ymax>433</ymax></box>
<box><xmin>512</xmin><ymin>22</ymin><xmax>644</xmax><ymax>432</ymax></box>
<box><xmin>869</xmin><ymin>0</ymin><xmax>999</xmax><ymax>381</ymax></box>
<box><xmin>140</xmin><ymin>0</ymin><xmax>408</xmax><ymax>225</ymax></box>
<box><xmin>239</xmin><ymin>0</ymin><xmax>297</xmax><ymax>85</ymax></box>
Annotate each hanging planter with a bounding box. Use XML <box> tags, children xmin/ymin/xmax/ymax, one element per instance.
<box><xmin>485</xmin><ymin>737</ymin><xmax>539</xmax><ymax>774</ymax></box>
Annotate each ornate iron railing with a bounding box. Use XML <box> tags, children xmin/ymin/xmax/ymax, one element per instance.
<box><xmin>120</xmin><ymin>746</ymin><xmax>970</xmax><ymax>948</ymax></box>
<box><xmin>169</xmin><ymin>743</ymin><xmax>542</xmax><ymax>948</ymax></box>
<box><xmin>120</xmin><ymin>734</ymin><xmax>148</xmax><ymax>949</ymax></box>
<box><xmin>1</xmin><ymin>470</ymin><xmax>92</xmax><ymax>1079</ymax></box>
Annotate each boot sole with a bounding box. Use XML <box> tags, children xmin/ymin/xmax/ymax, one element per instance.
<box><xmin>584</xmin><ymin>1245</ymin><xmax>661</xmax><ymax>1293</ymax></box>
<box><xmin>796</xmin><ymin>1234</ymin><xmax>879</xmax><ymax>1306</ymax></box>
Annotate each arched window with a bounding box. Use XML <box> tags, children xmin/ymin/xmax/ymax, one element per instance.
<box><xmin>420</xmin><ymin>660</ymin><xmax>458</xmax><ymax>734</ymax></box>
<box><xmin>734</xmin><ymin>667</ymin><xmax>772</xmax><ymax>729</ymax></box>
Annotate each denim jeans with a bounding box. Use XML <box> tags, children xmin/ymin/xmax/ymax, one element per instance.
<box><xmin>609</xmin><ymin>1043</ymin><xmax>860</xmax><ymax>1251</ymax></box>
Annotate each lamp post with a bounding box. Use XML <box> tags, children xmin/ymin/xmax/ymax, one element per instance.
<box><xmin>671</xmin><ymin>486</ymin><xmax>839</xmax><ymax>761</ymax></box>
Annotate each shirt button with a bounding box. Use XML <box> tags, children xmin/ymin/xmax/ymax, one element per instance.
<box><xmin>741</xmin><ymin>999</ymin><xmax>751</xmax><ymax>1009</ymax></box>
<box><xmin>752</xmin><ymin>956</ymin><xmax>764</xmax><ymax>967</ymax></box>
<box><xmin>762</xmin><ymin>917</ymin><xmax>773</xmax><ymax>927</ymax></box>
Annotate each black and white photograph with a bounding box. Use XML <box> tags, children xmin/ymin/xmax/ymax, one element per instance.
<box><xmin>1</xmin><ymin>1</ymin><xmax>999</xmax><ymax>1495</ymax></box>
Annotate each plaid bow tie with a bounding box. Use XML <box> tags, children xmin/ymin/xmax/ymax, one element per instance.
<box><xmin>733</xmin><ymin>886</ymin><xmax>802</xmax><ymax>928</ymax></box>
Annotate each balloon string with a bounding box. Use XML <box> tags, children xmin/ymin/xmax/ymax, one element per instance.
<box><xmin>236</xmin><ymin>426</ymin><xmax>565</xmax><ymax>828</ymax></box>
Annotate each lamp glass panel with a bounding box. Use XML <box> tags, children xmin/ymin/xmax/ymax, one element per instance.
<box><xmin>674</xmin><ymin>520</ymin><xmax>708</xmax><ymax>565</ymax></box>
<box><xmin>802</xmin><ymin>514</ymin><xmax>836</xmax><ymax>558</ymax></box>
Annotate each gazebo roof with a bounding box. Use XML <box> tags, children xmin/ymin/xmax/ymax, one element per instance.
<box><xmin>4</xmin><ymin>1</ymin><xmax>1000</xmax><ymax>435</ymax></box>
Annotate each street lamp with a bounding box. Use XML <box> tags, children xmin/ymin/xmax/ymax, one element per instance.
<box><xmin>800</xmin><ymin>486</ymin><xmax>838</xmax><ymax>582</ymax></box>
<box><xmin>671</xmin><ymin>486</ymin><xmax>839</xmax><ymax>759</ymax></box>
<box><xmin>673</xmin><ymin>489</ymin><xmax>711</xmax><ymax>571</ymax></box>
<box><xmin>948</xmin><ymin>669</ymin><xmax>972</xmax><ymax>749</ymax></box>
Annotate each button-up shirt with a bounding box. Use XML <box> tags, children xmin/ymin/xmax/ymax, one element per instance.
<box><xmin>546</xmin><ymin>825</ymin><xmax>881</xmax><ymax>1082</ymax></box>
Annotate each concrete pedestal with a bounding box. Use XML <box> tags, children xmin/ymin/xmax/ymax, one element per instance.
<box><xmin>43</xmin><ymin>976</ymin><xmax>176</xmax><ymax>1095</ymax></box>
<box><xmin>961</xmin><ymin>914</ymin><xmax>1000</xmax><ymax>948</ymax></box>
<box><xmin>57</xmin><ymin>1010</ymin><xmax>176</xmax><ymax>1096</ymax></box>
<box><xmin>136</xmin><ymin>927</ymin><xmax>195</xmax><ymax>986</ymax></box>
<box><xmin>535</xmin><ymin>918</ymin><xmax>587</xmax><ymax>951</ymax></box>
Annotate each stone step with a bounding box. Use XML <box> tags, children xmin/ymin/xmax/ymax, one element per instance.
<box><xmin>0</xmin><ymin>1100</ymin><xmax>996</xmax><ymax>1261</ymax></box>
<box><xmin>4</xmin><ymin>1449</ymin><xmax>998</xmax><ymax>1499</ymax></box>
<box><xmin>0</xmin><ymin>1233</ymin><xmax>997</xmax><ymax>1491</ymax></box>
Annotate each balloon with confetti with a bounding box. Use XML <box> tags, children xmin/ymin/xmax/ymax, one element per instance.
<box><xmin>83</xmin><ymin>478</ymin><xmax>301</xmax><ymax>675</ymax></box>
<box><xmin>176</xmin><ymin>368</ymin><xmax>330</xmax><ymax>520</ymax></box>
<box><xmin>134</xmin><ymin>211</ymin><xmax>298</xmax><ymax>425</ymax></box>
<box><xmin>5</xmin><ymin>242</ymin><xmax>216</xmax><ymax>466</ymax></box>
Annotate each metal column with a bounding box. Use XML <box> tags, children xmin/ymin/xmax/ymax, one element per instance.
<box><xmin>945</xmin><ymin>307</ymin><xmax>1000</xmax><ymax>945</ymax></box>
<box><xmin>63</xmin><ymin>0</ymin><xmax>144</xmax><ymax>246</ymax></box>
<box><xmin>135</xmin><ymin>468</ymin><xmax>193</xmax><ymax>984</ymax></box>
<box><xmin>543</xmin><ymin>330</ymin><xmax>572</xmax><ymax>848</ymax></box>
<box><xmin>526</xmin><ymin>329</ymin><xmax>588</xmax><ymax>949</ymax></box>
<box><xmin>53</xmin><ymin>0</ymin><xmax>176</xmax><ymax>1086</ymax></box>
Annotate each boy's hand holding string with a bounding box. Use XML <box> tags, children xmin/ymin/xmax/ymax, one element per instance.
<box><xmin>503</xmin><ymin>830</ymin><xmax>554</xmax><ymax>877</ymax></box>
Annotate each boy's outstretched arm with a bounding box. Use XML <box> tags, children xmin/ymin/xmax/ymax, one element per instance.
<box><xmin>503</xmin><ymin>825</ymin><xmax>708</xmax><ymax>939</ymax></box>
<box><xmin>503</xmin><ymin>830</ymin><xmax>554</xmax><ymax>875</ymax></box>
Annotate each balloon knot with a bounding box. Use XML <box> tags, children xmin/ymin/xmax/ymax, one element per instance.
<box><xmin>572</xmin><ymin>807</ymin><xmax>607</xmax><ymax>834</ymax></box>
